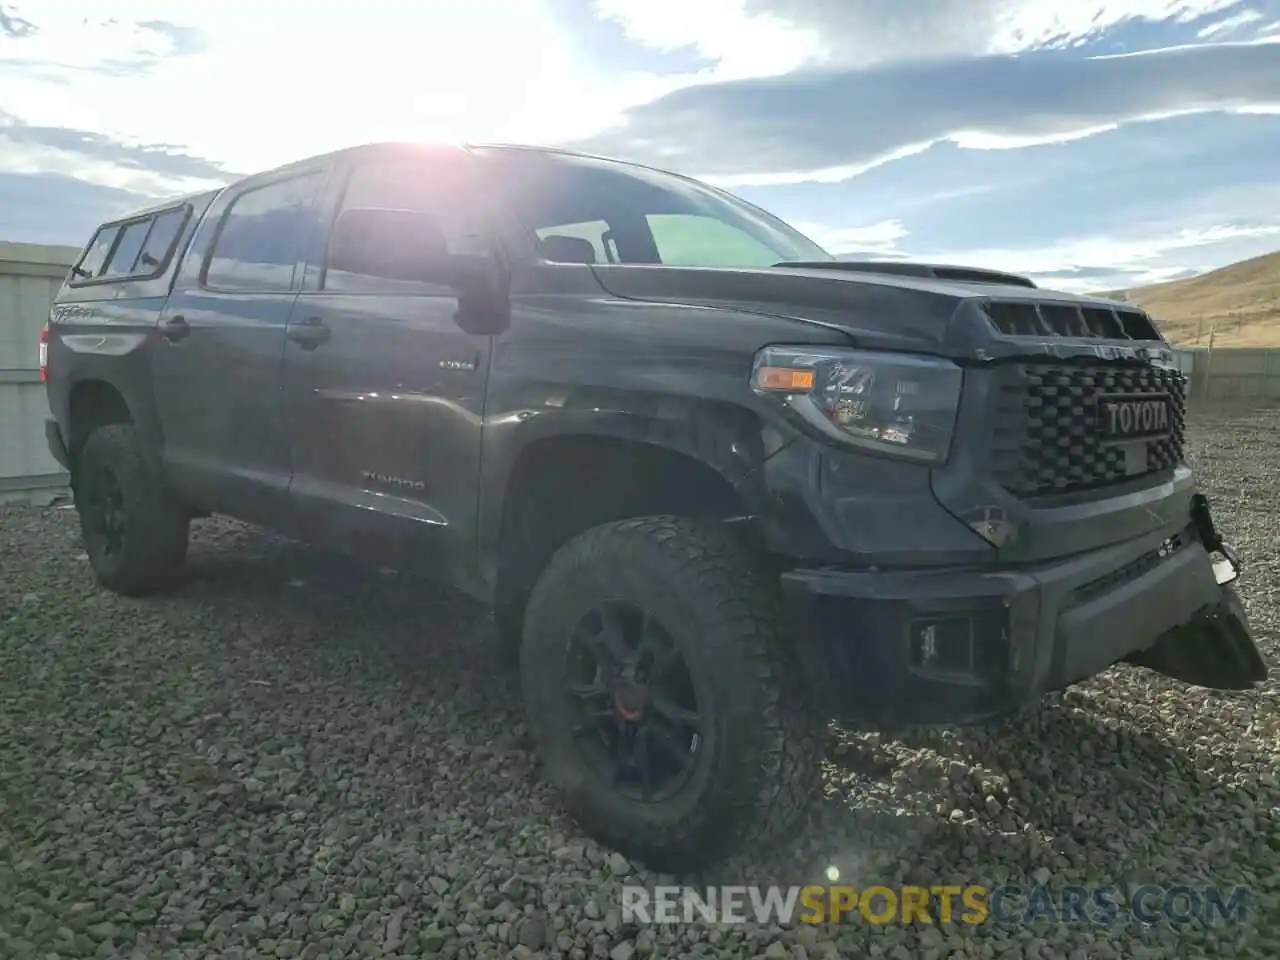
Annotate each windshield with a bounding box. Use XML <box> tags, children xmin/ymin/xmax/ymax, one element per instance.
<box><xmin>469</xmin><ymin>147</ymin><xmax>833</xmax><ymax>268</ymax></box>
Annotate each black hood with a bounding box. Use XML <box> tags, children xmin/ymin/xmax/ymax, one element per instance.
<box><xmin>780</xmin><ymin>259</ymin><xmax>1039</xmax><ymax>289</ymax></box>
<box><xmin>587</xmin><ymin>261</ymin><xmax>1168</xmax><ymax>363</ymax></box>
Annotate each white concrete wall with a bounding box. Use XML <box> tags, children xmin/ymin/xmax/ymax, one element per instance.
<box><xmin>0</xmin><ymin>241</ymin><xmax>79</xmax><ymax>501</ymax></box>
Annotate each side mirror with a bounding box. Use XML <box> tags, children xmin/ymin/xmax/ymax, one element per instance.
<box><xmin>451</xmin><ymin>249</ymin><xmax>510</xmax><ymax>335</ymax></box>
<box><xmin>327</xmin><ymin>207</ymin><xmax>510</xmax><ymax>334</ymax></box>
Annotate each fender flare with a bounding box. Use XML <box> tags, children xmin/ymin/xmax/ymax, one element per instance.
<box><xmin>476</xmin><ymin>402</ymin><xmax>783</xmax><ymax>589</ymax></box>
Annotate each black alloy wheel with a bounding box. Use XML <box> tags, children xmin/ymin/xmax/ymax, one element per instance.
<box><xmin>520</xmin><ymin>516</ymin><xmax>825</xmax><ymax>872</ymax></box>
<box><xmin>564</xmin><ymin>599</ymin><xmax>703</xmax><ymax>801</ymax></box>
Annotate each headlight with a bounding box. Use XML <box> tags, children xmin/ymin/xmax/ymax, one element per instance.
<box><xmin>751</xmin><ymin>346</ymin><xmax>963</xmax><ymax>463</ymax></box>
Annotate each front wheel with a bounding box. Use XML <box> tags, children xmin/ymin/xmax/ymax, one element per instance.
<box><xmin>74</xmin><ymin>423</ymin><xmax>190</xmax><ymax>596</ymax></box>
<box><xmin>520</xmin><ymin>516</ymin><xmax>824</xmax><ymax>873</ymax></box>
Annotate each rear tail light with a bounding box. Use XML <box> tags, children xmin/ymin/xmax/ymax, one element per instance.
<box><xmin>39</xmin><ymin>323</ymin><xmax>49</xmax><ymax>382</ymax></box>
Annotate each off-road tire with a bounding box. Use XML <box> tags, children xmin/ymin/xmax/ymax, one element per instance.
<box><xmin>520</xmin><ymin>516</ymin><xmax>825</xmax><ymax>873</ymax></box>
<box><xmin>74</xmin><ymin>423</ymin><xmax>190</xmax><ymax>596</ymax></box>
<box><xmin>493</xmin><ymin>601</ymin><xmax>525</xmax><ymax>672</ymax></box>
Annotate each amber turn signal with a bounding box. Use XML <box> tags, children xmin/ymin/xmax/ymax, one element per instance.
<box><xmin>753</xmin><ymin>365</ymin><xmax>815</xmax><ymax>393</ymax></box>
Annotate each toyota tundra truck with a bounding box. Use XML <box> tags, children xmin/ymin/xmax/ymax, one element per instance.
<box><xmin>42</xmin><ymin>142</ymin><xmax>1267</xmax><ymax>871</ymax></box>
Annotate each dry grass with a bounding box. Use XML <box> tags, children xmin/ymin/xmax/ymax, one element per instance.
<box><xmin>1097</xmin><ymin>249</ymin><xmax>1280</xmax><ymax>347</ymax></box>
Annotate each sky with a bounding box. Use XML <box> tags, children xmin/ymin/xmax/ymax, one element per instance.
<box><xmin>1</xmin><ymin>0</ymin><xmax>1279</xmax><ymax>293</ymax></box>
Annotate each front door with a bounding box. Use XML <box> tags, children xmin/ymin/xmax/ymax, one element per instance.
<box><xmin>282</xmin><ymin>147</ymin><xmax>496</xmax><ymax>591</ymax></box>
<box><xmin>153</xmin><ymin>164</ymin><xmax>329</xmax><ymax>529</ymax></box>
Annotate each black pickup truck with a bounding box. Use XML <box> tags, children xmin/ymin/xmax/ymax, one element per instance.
<box><xmin>42</xmin><ymin>142</ymin><xmax>1266</xmax><ymax>871</ymax></box>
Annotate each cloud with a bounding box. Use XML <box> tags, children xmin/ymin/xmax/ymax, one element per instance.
<box><xmin>135</xmin><ymin>20</ymin><xmax>208</xmax><ymax>58</ymax></box>
<box><xmin>871</xmin><ymin>222</ymin><xmax>1280</xmax><ymax>292</ymax></box>
<box><xmin>0</xmin><ymin>111</ymin><xmax>233</xmax><ymax>196</ymax></box>
<box><xmin>574</xmin><ymin>38</ymin><xmax>1280</xmax><ymax>184</ymax></box>
<box><xmin>954</xmin><ymin>223</ymin><xmax>1280</xmax><ymax>278</ymax></box>
<box><xmin>0</xmin><ymin>109</ymin><xmax>233</xmax><ymax>241</ymax></box>
<box><xmin>0</xmin><ymin>112</ymin><xmax>232</xmax><ymax>179</ymax></box>
<box><xmin>798</xmin><ymin>210</ymin><xmax>1280</xmax><ymax>292</ymax></box>
<box><xmin>599</xmin><ymin>0</ymin><xmax>1251</xmax><ymax>72</ymax></box>
<box><xmin>791</xmin><ymin>218</ymin><xmax>908</xmax><ymax>255</ymax></box>
<box><xmin>0</xmin><ymin>0</ymin><xmax>652</xmax><ymax>176</ymax></box>
<box><xmin>1197</xmin><ymin>7</ymin><xmax>1266</xmax><ymax>35</ymax></box>
<box><xmin>0</xmin><ymin>172</ymin><xmax>156</xmax><ymax>245</ymax></box>
<box><xmin>0</xmin><ymin>4</ymin><xmax>34</xmax><ymax>38</ymax></box>
<box><xmin>0</xmin><ymin>137</ymin><xmax>228</xmax><ymax>198</ymax></box>
<box><xmin>743</xmin><ymin>110</ymin><xmax>1280</xmax><ymax>291</ymax></box>
<box><xmin>786</xmin><ymin>207</ymin><xmax>1280</xmax><ymax>290</ymax></box>
<box><xmin>0</xmin><ymin>6</ymin><xmax>187</xmax><ymax>75</ymax></box>
<box><xmin>591</xmin><ymin>0</ymin><xmax>820</xmax><ymax>80</ymax></box>
<box><xmin>731</xmin><ymin>109</ymin><xmax>1276</xmax><ymax>229</ymax></box>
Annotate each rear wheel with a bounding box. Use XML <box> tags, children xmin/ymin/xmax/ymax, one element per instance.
<box><xmin>520</xmin><ymin>516</ymin><xmax>824</xmax><ymax>872</ymax></box>
<box><xmin>75</xmin><ymin>424</ymin><xmax>190</xmax><ymax>596</ymax></box>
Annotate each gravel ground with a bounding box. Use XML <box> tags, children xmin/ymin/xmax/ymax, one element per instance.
<box><xmin>2</xmin><ymin>408</ymin><xmax>1278</xmax><ymax>960</ymax></box>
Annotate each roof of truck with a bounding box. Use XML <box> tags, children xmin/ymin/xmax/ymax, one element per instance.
<box><xmin>149</xmin><ymin>142</ymin><xmax>654</xmax><ymax>202</ymax></box>
<box><xmin>102</xmin><ymin>185</ymin><xmax>224</xmax><ymax>226</ymax></box>
<box><xmin>257</xmin><ymin>140</ymin><xmax>639</xmax><ymax>175</ymax></box>
<box><xmin>105</xmin><ymin>142</ymin><xmax>666</xmax><ymax>232</ymax></box>
<box><xmin>91</xmin><ymin>143</ymin><xmax>576</xmax><ymax>234</ymax></box>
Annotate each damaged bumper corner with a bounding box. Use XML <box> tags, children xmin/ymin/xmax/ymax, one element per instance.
<box><xmin>1123</xmin><ymin>581</ymin><xmax>1266</xmax><ymax>689</ymax></box>
<box><xmin>1124</xmin><ymin>493</ymin><xmax>1267</xmax><ymax>690</ymax></box>
<box><xmin>781</xmin><ymin>492</ymin><xmax>1268</xmax><ymax>728</ymax></box>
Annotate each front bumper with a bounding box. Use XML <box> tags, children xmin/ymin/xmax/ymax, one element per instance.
<box><xmin>783</xmin><ymin>494</ymin><xmax>1266</xmax><ymax>727</ymax></box>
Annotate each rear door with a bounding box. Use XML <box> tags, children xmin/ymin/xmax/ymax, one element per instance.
<box><xmin>282</xmin><ymin>146</ymin><xmax>496</xmax><ymax>587</ymax></box>
<box><xmin>152</xmin><ymin>162</ymin><xmax>331</xmax><ymax>529</ymax></box>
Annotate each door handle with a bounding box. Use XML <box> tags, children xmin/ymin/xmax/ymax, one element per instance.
<box><xmin>287</xmin><ymin>317</ymin><xmax>331</xmax><ymax>350</ymax></box>
<box><xmin>160</xmin><ymin>315</ymin><xmax>190</xmax><ymax>342</ymax></box>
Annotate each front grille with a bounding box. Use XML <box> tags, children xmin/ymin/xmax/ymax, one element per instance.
<box><xmin>990</xmin><ymin>362</ymin><xmax>1187</xmax><ymax>498</ymax></box>
<box><xmin>985</xmin><ymin>301</ymin><xmax>1161</xmax><ymax>341</ymax></box>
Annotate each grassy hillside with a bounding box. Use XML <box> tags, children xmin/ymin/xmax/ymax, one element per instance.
<box><xmin>1097</xmin><ymin>249</ymin><xmax>1280</xmax><ymax>347</ymax></box>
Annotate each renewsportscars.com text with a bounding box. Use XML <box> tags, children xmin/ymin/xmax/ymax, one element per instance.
<box><xmin>621</xmin><ymin>884</ymin><xmax>1250</xmax><ymax>927</ymax></box>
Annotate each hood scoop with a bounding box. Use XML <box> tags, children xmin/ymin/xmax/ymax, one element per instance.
<box><xmin>774</xmin><ymin>260</ymin><xmax>1038</xmax><ymax>289</ymax></box>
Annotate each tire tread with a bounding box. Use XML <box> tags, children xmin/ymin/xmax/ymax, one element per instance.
<box><xmin>521</xmin><ymin>515</ymin><xmax>824</xmax><ymax>871</ymax></box>
<box><xmin>76</xmin><ymin>423</ymin><xmax>189</xmax><ymax>596</ymax></box>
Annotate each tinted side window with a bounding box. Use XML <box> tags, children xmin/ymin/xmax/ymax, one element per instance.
<box><xmin>206</xmin><ymin>174</ymin><xmax>323</xmax><ymax>293</ymax></box>
<box><xmin>323</xmin><ymin>160</ymin><xmax>491</xmax><ymax>295</ymax></box>
<box><xmin>136</xmin><ymin>208</ymin><xmax>186</xmax><ymax>271</ymax></box>
<box><xmin>646</xmin><ymin>214</ymin><xmax>783</xmax><ymax>267</ymax></box>
<box><xmin>101</xmin><ymin>219</ymin><xmax>152</xmax><ymax>277</ymax></box>
<box><xmin>75</xmin><ymin>226</ymin><xmax>120</xmax><ymax>278</ymax></box>
<box><xmin>471</xmin><ymin>148</ymin><xmax>832</xmax><ymax>266</ymax></box>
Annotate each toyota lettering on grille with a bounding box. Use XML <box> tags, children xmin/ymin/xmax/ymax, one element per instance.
<box><xmin>1097</xmin><ymin>395</ymin><xmax>1172</xmax><ymax>440</ymax></box>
